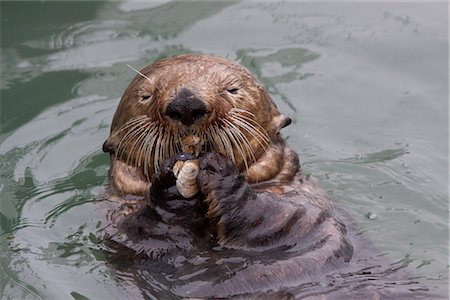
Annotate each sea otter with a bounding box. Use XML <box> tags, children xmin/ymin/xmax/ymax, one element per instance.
<box><xmin>100</xmin><ymin>54</ymin><xmax>353</xmax><ymax>297</ymax></box>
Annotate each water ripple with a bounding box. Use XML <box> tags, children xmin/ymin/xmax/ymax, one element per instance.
<box><xmin>25</xmin><ymin>20</ymin><xmax>137</xmax><ymax>50</ymax></box>
<box><xmin>339</xmin><ymin>147</ymin><xmax>409</xmax><ymax>164</ymax></box>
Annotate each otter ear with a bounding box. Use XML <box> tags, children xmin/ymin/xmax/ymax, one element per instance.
<box><xmin>271</xmin><ymin>115</ymin><xmax>292</xmax><ymax>133</ymax></box>
<box><xmin>281</xmin><ymin>116</ymin><xmax>292</xmax><ymax>128</ymax></box>
<box><xmin>102</xmin><ymin>136</ymin><xmax>118</xmax><ymax>153</ymax></box>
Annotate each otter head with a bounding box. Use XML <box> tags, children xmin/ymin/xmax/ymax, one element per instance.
<box><xmin>103</xmin><ymin>54</ymin><xmax>295</xmax><ymax>192</ymax></box>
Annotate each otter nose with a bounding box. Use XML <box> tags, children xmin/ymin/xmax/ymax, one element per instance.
<box><xmin>165</xmin><ymin>88</ymin><xmax>207</xmax><ymax>126</ymax></box>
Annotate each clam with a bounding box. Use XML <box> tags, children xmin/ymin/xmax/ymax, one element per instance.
<box><xmin>173</xmin><ymin>159</ymin><xmax>200</xmax><ymax>198</ymax></box>
<box><xmin>172</xmin><ymin>135</ymin><xmax>203</xmax><ymax>198</ymax></box>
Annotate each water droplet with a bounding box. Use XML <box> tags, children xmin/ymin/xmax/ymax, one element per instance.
<box><xmin>366</xmin><ymin>212</ymin><xmax>377</xmax><ymax>220</ymax></box>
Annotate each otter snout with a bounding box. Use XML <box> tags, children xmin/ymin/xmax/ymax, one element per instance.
<box><xmin>165</xmin><ymin>88</ymin><xmax>208</xmax><ymax>126</ymax></box>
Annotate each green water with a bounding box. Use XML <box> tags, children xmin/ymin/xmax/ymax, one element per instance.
<box><xmin>0</xmin><ymin>1</ymin><xmax>448</xmax><ymax>299</ymax></box>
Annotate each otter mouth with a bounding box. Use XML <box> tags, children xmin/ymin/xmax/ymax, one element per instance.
<box><xmin>107</xmin><ymin>108</ymin><xmax>271</xmax><ymax>181</ymax></box>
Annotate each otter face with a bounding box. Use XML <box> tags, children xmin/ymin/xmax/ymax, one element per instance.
<box><xmin>104</xmin><ymin>54</ymin><xmax>291</xmax><ymax>181</ymax></box>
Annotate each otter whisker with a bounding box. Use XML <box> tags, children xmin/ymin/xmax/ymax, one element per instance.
<box><xmin>116</xmin><ymin>118</ymin><xmax>149</xmax><ymax>161</ymax></box>
<box><xmin>160</xmin><ymin>131</ymin><xmax>168</xmax><ymax>169</ymax></box>
<box><xmin>175</xmin><ymin>133</ymin><xmax>181</xmax><ymax>156</ymax></box>
<box><xmin>173</xmin><ymin>131</ymin><xmax>180</xmax><ymax>154</ymax></box>
<box><xmin>175</xmin><ymin>132</ymin><xmax>182</xmax><ymax>155</ymax></box>
<box><xmin>130</xmin><ymin>123</ymin><xmax>151</xmax><ymax>168</ymax></box>
<box><xmin>114</xmin><ymin>115</ymin><xmax>169</xmax><ymax>179</ymax></box>
<box><xmin>235</xmin><ymin>53</ymin><xmax>245</xmax><ymax>64</ymax></box>
<box><xmin>118</xmin><ymin>114</ymin><xmax>149</xmax><ymax>126</ymax></box>
<box><xmin>157</xmin><ymin>128</ymin><xmax>171</xmax><ymax>172</ymax></box>
<box><xmin>140</xmin><ymin>129</ymin><xmax>152</xmax><ymax>181</ymax></box>
<box><xmin>144</xmin><ymin>125</ymin><xmax>159</xmax><ymax>179</ymax></box>
<box><xmin>198</xmin><ymin>131</ymin><xmax>207</xmax><ymax>151</ymax></box>
<box><xmin>223</xmin><ymin>119</ymin><xmax>250</xmax><ymax>171</ymax></box>
<box><xmin>134</xmin><ymin>123</ymin><xmax>153</xmax><ymax>169</ymax></box>
<box><xmin>230</xmin><ymin>114</ymin><xmax>269</xmax><ymax>146</ymax></box>
<box><xmin>166</xmin><ymin>132</ymin><xmax>172</xmax><ymax>160</ymax></box>
<box><xmin>229</xmin><ymin>107</ymin><xmax>253</xmax><ymax>116</ymax></box>
<box><xmin>143</xmin><ymin>134</ymin><xmax>152</xmax><ymax>181</ymax></box>
<box><xmin>213</xmin><ymin>123</ymin><xmax>235</xmax><ymax>162</ymax></box>
<box><xmin>137</xmin><ymin>124</ymin><xmax>151</xmax><ymax>169</ymax></box>
<box><xmin>223</xmin><ymin>133</ymin><xmax>235</xmax><ymax>161</ymax></box>
<box><xmin>153</xmin><ymin>127</ymin><xmax>164</xmax><ymax>173</ymax></box>
<box><xmin>127</xmin><ymin>64</ymin><xmax>152</xmax><ymax>83</ymax></box>
<box><xmin>146</xmin><ymin>126</ymin><xmax>160</xmax><ymax>173</ymax></box>
<box><xmin>111</xmin><ymin>115</ymin><xmax>149</xmax><ymax>139</ymax></box>
<box><xmin>209</xmin><ymin>124</ymin><xmax>229</xmax><ymax>159</ymax></box>
<box><xmin>225</xmin><ymin>53</ymin><xmax>246</xmax><ymax>72</ymax></box>
<box><xmin>124</xmin><ymin>125</ymin><xmax>148</xmax><ymax>167</ymax></box>
<box><xmin>225</xmin><ymin>118</ymin><xmax>255</xmax><ymax>157</ymax></box>
<box><xmin>207</xmin><ymin>126</ymin><xmax>223</xmax><ymax>155</ymax></box>
<box><xmin>158</xmin><ymin>127</ymin><xmax>171</xmax><ymax>171</ymax></box>
<box><xmin>124</xmin><ymin>123</ymin><xmax>147</xmax><ymax>152</ymax></box>
<box><xmin>115</xmin><ymin>117</ymin><xmax>148</xmax><ymax>150</ymax></box>
<box><xmin>229</xmin><ymin>110</ymin><xmax>271</xmax><ymax>149</ymax></box>
<box><xmin>168</xmin><ymin>132</ymin><xmax>176</xmax><ymax>159</ymax></box>
<box><xmin>153</xmin><ymin>128</ymin><xmax>161</xmax><ymax>172</ymax></box>
<box><xmin>224</xmin><ymin>118</ymin><xmax>257</xmax><ymax>166</ymax></box>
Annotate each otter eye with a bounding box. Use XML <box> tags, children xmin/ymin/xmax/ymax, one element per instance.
<box><xmin>227</xmin><ymin>88</ymin><xmax>239</xmax><ymax>95</ymax></box>
<box><xmin>140</xmin><ymin>94</ymin><xmax>152</xmax><ymax>102</ymax></box>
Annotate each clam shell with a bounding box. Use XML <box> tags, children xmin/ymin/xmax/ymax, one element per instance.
<box><xmin>173</xmin><ymin>159</ymin><xmax>199</xmax><ymax>198</ymax></box>
<box><xmin>172</xmin><ymin>160</ymin><xmax>185</xmax><ymax>178</ymax></box>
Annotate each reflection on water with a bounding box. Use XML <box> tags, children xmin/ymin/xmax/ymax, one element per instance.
<box><xmin>0</xmin><ymin>1</ymin><xmax>448</xmax><ymax>299</ymax></box>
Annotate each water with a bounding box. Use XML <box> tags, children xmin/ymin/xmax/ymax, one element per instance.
<box><xmin>0</xmin><ymin>1</ymin><xmax>448</xmax><ymax>299</ymax></box>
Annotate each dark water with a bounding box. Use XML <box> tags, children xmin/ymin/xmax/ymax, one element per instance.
<box><xmin>0</xmin><ymin>1</ymin><xmax>448</xmax><ymax>299</ymax></box>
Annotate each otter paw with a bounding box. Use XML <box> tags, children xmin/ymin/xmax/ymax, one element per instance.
<box><xmin>197</xmin><ymin>152</ymin><xmax>241</xmax><ymax>194</ymax></box>
<box><xmin>150</xmin><ymin>156</ymin><xmax>177</xmax><ymax>193</ymax></box>
<box><xmin>199</xmin><ymin>152</ymin><xmax>237</xmax><ymax>176</ymax></box>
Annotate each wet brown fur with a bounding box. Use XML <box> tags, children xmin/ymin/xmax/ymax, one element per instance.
<box><xmin>103</xmin><ymin>54</ymin><xmax>296</xmax><ymax>195</ymax></box>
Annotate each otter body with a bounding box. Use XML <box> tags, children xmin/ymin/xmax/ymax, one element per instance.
<box><xmin>100</xmin><ymin>54</ymin><xmax>353</xmax><ymax>297</ymax></box>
